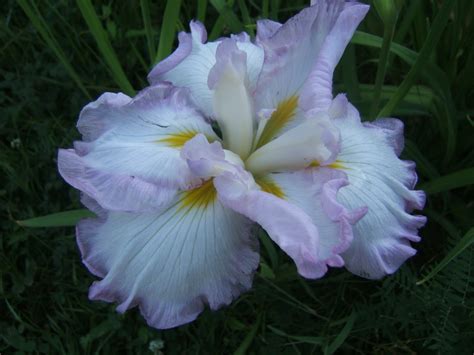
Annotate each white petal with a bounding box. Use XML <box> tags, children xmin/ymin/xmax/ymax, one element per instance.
<box><xmin>267</xmin><ymin>169</ymin><xmax>366</xmax><ymax>275</ymax></box>
<box><xmin>253</xmin><ymin>97</ymin><xmax>308</xmax><ymax>149</ymax></box>
<box><xmin>300</xmin><ymin>2</ymin><xmax>370</xmax><ymax>112</ymax></box>
<box><xmin>245</xmin><ymin>113</ymin><xmax>339</xmax><ymax>176</ymax></box>
<box><xmin>255</xmin><ymin>1</ymin><xmax>368</xmax><ymax>112</ymax></box>
<box><xmin>181</xmin><ymin>134</ymin><xmax>324</xmax><ymax>279</ymax></box>
<box><xmin>214</xmin><ymin>170</ymin><xmax>323</xmax><ymax>279</ymax></box>
<box><xmin>209</xmin><ymin>40</ymin><xmax>255</xmax><ymax>159</ymax></box>
<box><xmin>79</xmin><ymin>85</ymin><xmax>217</xmax><ymax>189</ymax></box>
<box><xmin>58</xmin><ymin>85</ymin><xmax>220</xmax><ymax>212</ymax></box>
<box><xmin>79</xmin><ymin>188</ymin><xmax>259</xmax><ymax>329</ymax></box>
<box><xmin>148</xmin><ymin>21</ymin><xmax>263</xmax><ymax>118</ymax></box>
<box><xmin>331</xmin><ymin>103</ymin><xmax>426</xmax><ymax>279</ymax></box>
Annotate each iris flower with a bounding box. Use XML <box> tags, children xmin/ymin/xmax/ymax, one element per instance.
<box><xmin>58</xmin><ymin>0</ymin><xmax>426</xmax><ymax>329</ymax></box>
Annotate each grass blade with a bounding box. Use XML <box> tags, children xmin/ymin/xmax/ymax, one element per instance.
<box><xmin>352</xmin><ymin>30</ymin><xmax>458</xmax><ymax>163</ymax></box>
<box><xmin>267</xmin><ymin>326</ymin><xmax>325</xmax><ymax>346</ymax></box>
<box><xmin>237</xmin><ymin>0</ymin><xmax>255</xmax><ymax>37</ymax></box>
<box><xmin>419</xmin><ymin>167</ymin><xmax>474</xmax><ymax>195</ymax></box>
<box><xmin>16</xmin><ymin>0</ymin><xmax>91</xmax><ymax>99</ymax></box>
<box><xmin>76</xmin><ymin>0</ymin><xmax>135</xmax><ymax>96</ymax></box>
<box><xmin>259</xmin><ymin>277</ymin><xmax>320</xmax><ymax>317</ymax></box>
<box><xmin>423</xmin><ymin>208</ymin><xmax>460</xmax><ymax>240</ymax></box>
<box><xmin>17</xmin><ymin>209</ymin><xmax>95</xmax><ymax>228</ymax></box>
<box><xmin>233</xmin><ymin>314</ymin><xmax>262</xmax><ymax>355</ymax></box>
<box><xmin>258</xmin><ymin>230</ymin><xmax>279</xmax><ymax>270</ymax></box>
<box><xmin>340</xmin><ymin>44</ymin><xmax>360</xmax><ymax>102</ymax></box>
<box><xmin>209</xmin><ymin>15</ymin><xmax>226</xmax><ymax>41</ymax></box>
<box><xmin>351</xmin><ymin>31</ymin><xmax>450</xmax><ymax>101</ymax></box>
<box><xmin>262</xmin><ymin>0</ymin><xmax>269</xmax><ymax>18</ymax></box>
<box><xmin>197</xmin><ymin>0</ymin><xmax>208</xmax><ymax>22</ymax></box>
<box><xmin>370</xmin><ymin>0</ymin><xmax>397</xmax><ymax>119</ymax></box>
<box><xmin>394</xmin><ymin>0</ymin><xmax>421</xmax><ymax>44</ymax></box>
<box><xmin>324</xmin><ymin>312</ymin><xmax>356</xmax><ymax>355</ymax></box>
<box><xmin>270</xmin><ymin>0</ymin><xmax>281</xmax><ymax>20</ymax></box>
<box><xmin>155</xmin><ymin>0</ymin><xmax>183</xmax><ymax>63</ymax></box>
<box><xmin>210</xmin><ymin>0</ymin><xmax>244</xmax><ymax>34</ymax></box>
<box><xmin>404</xmin><ymin>139</ymin><xmax>440</xmax><ymax>180</ymax></box>
<box><xmin>140</xmin><ymin>0</ymin><xmax>156</xmax><ymax>66</ymax></box>
<box><xmin>417</xmin><ymin>227</ymin><xmax>474</xmax><ymax>285</ymax></box>
<box><xmin>377</xmin><ymin>0</ymin><xmax>455</xmax><ymax>118</ymax></box>
<box><xmin>345</xmin><ymin>83</ymin><xmax>434</xmax><ymax>118</ymax></box>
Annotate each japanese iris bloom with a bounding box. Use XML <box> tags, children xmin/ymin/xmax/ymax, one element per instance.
<box><xmin>58</xmin><ymin>0</ymin><xmax>426</xmax><ymax>329</ymax></box>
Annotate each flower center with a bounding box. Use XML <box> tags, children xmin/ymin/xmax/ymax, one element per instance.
<box><xmin>207</xmin><ymin>45</ymin><xmax>339</xmax><ymax>178</ymax></box>
<box><xmin>245</xmin><ymin>111</ymin><xmax>339</xmax><ymax>176</ymax></box>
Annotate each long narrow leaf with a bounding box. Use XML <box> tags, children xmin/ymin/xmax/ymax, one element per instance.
<box><xmin>352</xmin><ymin>30</ymin><xmax>457</xmax><ymax>162</ymax></box>
<box><xmin>233</xmin><ymin>314</ymin><xmax>262</xmax><ymax>355</ymax></box>
<box><xmin>270</xmin><ymin>0</ymin><xmax>281</xmax><ymax>20</ymax></box>
<box><xmin>267</xmin><ymin>326</ymin><xmax>325</xmax><ymax>346</ymax></box>
<box><xmin>262</xmin><ymin>0</ymin><xmax>269</xmax><ymax>18</ymax></box>
<box><xmin>324</xmin><ymin>312</ymin><xmax>356</xmax><ymax>355</ymax></box>
<box><xmin>420</xmin><ymin>167</ymin><xmax>474</xmax><ymax>195</ymax></box>
<box><xmin>237</xmin><ymin>0</ymin><xmax>255</xmax><ymax>37</ymax></box>
<box><xmin>352</xmin><ymin>31</ymin><xmax>452</xmax><ymax>97</ymax></box>
<box><xmin>258</xmin><ymin>230</ymin><xmax>278</xmax><ymax>270</ymax></box>
<box><xmin>197</xmin><ymin>0</ymin><xmax>208</xmax><ymax>22</ymax></box>
<box><xmin>340</xmin><ymin>44</ymin><xmax>360</xmax><ymax>102</ymax></box>
<box><xmin>17</xmin><ymin>209</ymin><xmax>95</xmax><ymax>228</ymax></box>
<box><xmin>417</xmin><ymin>228</ymin><xmax>474</xmax><ymax>285</ymax></box>
<box><xmin>76</xmin><ymin>0</ymin><xmax>135</xmax><ymax>95</ymax></box>
<box><xmin>404</xmin><ymin>139</ymin><xmax>440</xmax><ymax>180</ymax></box>
<box><xmin>394</xmin><ymin>0</ymin><xmax>421</xmax><ymax>44</ymax></box>
<box><xmin>140</xmin><ymin>0</ymin><xmax>156</xmax><ymax>65</ymax></box>
<box><xmin>209</xmin><ymin>15</ymin><xmax>226</xmax><ymax>41</ymax></box>
<box><xmin>210</xmin><ymin>0</ymin><xmax>244</xmax><ymax>34</ymax></box>
<box><xmin>377</xmin><ymin>0</ymin><xmax>455</xmax><ymax>118</ymax></box>
<box><xmin>350</xmin><ymin>83</ymin><xmax>435</xmax><ymax>117</ymax></box>
<box><xmin>370</xmin><ymin>0</ymin><xmax>397</xmax><ymax>118</ymax></box>
<box><xmin>155</xmin><ymin>0</ymin><xmax>183</xmax><ymax>63</ymax></box>
<box><xmin>423</xmin><ymin>208</ymin><xmax>460</xmax><ymax>240</ymax></box>
<box><xmin>16</xmin><ymin>0</ymin><xmax>91</xmax><ymax>99</ymax></box>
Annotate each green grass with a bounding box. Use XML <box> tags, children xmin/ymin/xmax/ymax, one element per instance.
<box><xmin>1</xmin><ymin>0</ymin><xmax>473</xmax><ymax>353</ymax></box>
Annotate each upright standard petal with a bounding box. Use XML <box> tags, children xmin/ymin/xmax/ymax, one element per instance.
<box><xmin>246</xmin><ymin>112</ymin><xmax>340</xmax><ymax>176</ymax></box>
<box><xmin>78</xmin><ymin>191</ymin><xmax>259</xmax><ymax>329</ymax></box>
<box><xmin>253</xmin><ymin>0</ymin><xmax>368</xmax><ymax>146</ymax></box>
<box><xmin>208</xmin><ymin>39</ymin><xmax>255</xmax><ymax>159</ymax></box>
<box><xmin>148</xmin><ymin>21</ymin><xmax>263</xmax><ymax>117</ymax></box>
<box><xmin>299</xmin><ymin>1</ymin><xmax>369</xmax><ymax>112</ymax></box>
<box><xmin>58</xmin><ymin>84</ymin><xmax>219</xmax><ymax>212</ymax></box>
<box><xmin>255</xmin><ymin>19</ymin><xmax>282</xmax><ymax>42</ymax></box>
<box><xmin>326</xmin><ymin>98</ymin><xmax>426</xmax><ymax>279</ymax></box>
<box><xmin>255</xmin><ymin>0</ymin><xmax>369</xmax><ymax>113</ymax></box>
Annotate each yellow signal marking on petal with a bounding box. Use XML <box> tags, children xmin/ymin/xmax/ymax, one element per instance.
<box><xmin>255</xmin><ymin>177</ymin><xmax>286</xmax><ymax>199</ymax></box>
<box><xmin>329</xmin><ymin>161</ymin><xmax>346</xmax><ymax>170</ymax></box>
<box><xmin>158</xmin><ymin>130</ymin><xmax>198</xmax><ymax>148</ymax></box>
<box><xmin>256</xmin><ymin>95</ymin><xmax>299</xmax><ymax>149</ymax></box>
<box><xmin>309</xmin><ymin>160</ymin><xmax>346</xmax><ymax>170</ymax></box>
<box><xmin>178</xmin><ymin>180</ymin><xmax>217</xmax><ymax>213</ymax></box>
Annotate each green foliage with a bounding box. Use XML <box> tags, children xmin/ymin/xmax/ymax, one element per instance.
<box><xmin>17</xmin><ymin>209</ymin><xmax>94</xmax><ymax>227</ymax></box>
<box><xmin>75</xmin><ymin>0</ymin><xmax>136</xmax><ymax>95</ymax></box>
<box><xmin>155</xmin><ymin>0</ymin><xmax>183</xmax><ymax>64</ymax></box>
<box><xmin>1</xmin><ymin>0</ymin><xmax>473</xmax><ymax>353</ymax></box>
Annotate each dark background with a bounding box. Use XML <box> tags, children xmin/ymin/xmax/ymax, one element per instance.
<box><xmin>1</xmin><ymin>0</ymin><xmax>473</xmax><ymax>353</ymax></box>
